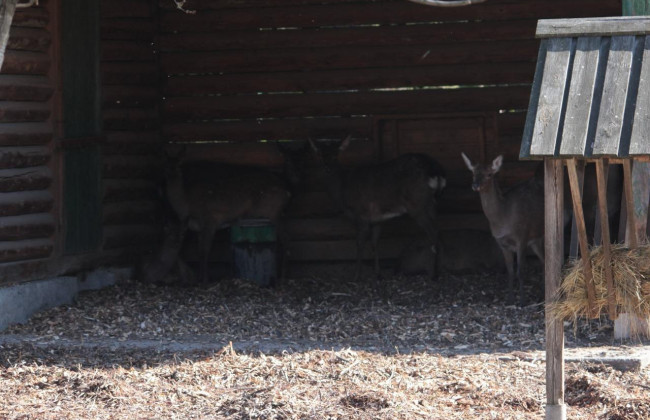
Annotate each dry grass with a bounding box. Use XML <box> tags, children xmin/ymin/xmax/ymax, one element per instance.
<box><xmin>0</xmin><ymin>266</ymin><xmax>648</xmax><ymax>419</ymax></box>
<box><xmin>552</xmin><ymin>245</ymin><xmax>650</xmax><ymax>334</ymax></box>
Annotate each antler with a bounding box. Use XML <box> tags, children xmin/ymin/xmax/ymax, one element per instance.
<box><xmin>405</xmin><ymin>0</ymin><xmax>487</xmax><ymax>6</ymax></box>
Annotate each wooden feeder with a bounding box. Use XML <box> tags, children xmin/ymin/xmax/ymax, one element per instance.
<box><xmin>519</xmin><ymin>16</ymin><xmax>650</xmax><ymax>420</ymax></box>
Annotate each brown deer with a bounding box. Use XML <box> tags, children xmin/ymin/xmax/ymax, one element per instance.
<box><xmin>462</xmin><ymin>153</ymin><xmax>544</xmax><ymax>306</ymax></box>
<box><xmin>309</xmin><ymin>136</ymin><xmax>446</xmax><ymax>287</ymax></box>
<box><xmin>165</xmin><ymin>157</ymin><xmax>291</xmax><ymax>284</ymax></box>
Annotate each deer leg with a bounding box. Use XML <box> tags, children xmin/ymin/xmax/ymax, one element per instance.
<box><xmin>530</xmin><ymin>239</ymin><xmax>545</xmax><ymax>302</ymax></box>
<box><xmin>515</xmin><ymin>243</ymin><xmax>528</xmax><ymax>306</ymax></box>
<box><xmin>370</xmin><ymin>224</ymin><xmax>382</xmax><ymax>275</ymax></box>
<box><xmin>409</xmin><ymin>206</ymin><xmax>440</xmax><ymax>282</ymax></box>
<box><xmin>198</xmin><ymin>221</ymin><xmax>217</xmax><ymax>283</ymax></box>
<box><xmin>275</xmin><ymin>222</ymin><xmax>290</xmax><ymax>288</ymax></box>
<box><xmin>499</xmin><ymin>246</ymin><xmax>516</xmax><ymax>305</ymax></box>
<box><xmin>354</xmin><ymin>222</ymin><xmax>371</xmax><ymax>281</ymax></box>
<box><xmin>369</xmin><ymin>224</ymin><xmax>388</xmax><ymax>299</ymax></box>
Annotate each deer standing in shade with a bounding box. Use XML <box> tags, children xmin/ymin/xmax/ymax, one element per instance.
<box><xmin>462</xmin><ymin>153</ymin><xmax>544</xmax><ymax>306</ymax></box>
<box><xmin>310</xmin><ymin>136</ymin><xmax>446</xmax><ymax>290</ymax></box>
<box><xmin>164</xmin><ymin>157</ymin><xmax>291</xmax><ymax>284</ymax></box>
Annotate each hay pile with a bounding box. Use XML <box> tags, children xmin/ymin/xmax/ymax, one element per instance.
<box><xmin>552</xmin><ymin>244</ymin><xmax>650</xmax><ymax>329</ymax></box>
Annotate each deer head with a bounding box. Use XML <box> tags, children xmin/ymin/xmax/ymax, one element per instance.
<box><xmin>461</xmin><ymin>153</ymin><xmax>503</xmax><ymax>192</ymax></box>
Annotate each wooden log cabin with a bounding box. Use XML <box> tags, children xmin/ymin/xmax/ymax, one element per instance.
<box><xmin>0</xmin><ymin>0</ymin><xmax>622</xmax><ymax>287</ymax></box>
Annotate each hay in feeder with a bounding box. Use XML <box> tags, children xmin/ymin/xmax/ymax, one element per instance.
<box><xmin>551</xmin><ymin>244</ymin><xmax>650</xmax><ymax>333</ymax></box>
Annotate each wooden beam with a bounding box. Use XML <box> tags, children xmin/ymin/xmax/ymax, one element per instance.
<box><xmin>566</xmin><ymin>158</ymin><xmax>598</xmax><ymax>317</ymax></box>
<box><xmin>622</xmin><ymin>160</ymin><xmax>639</xmax><ymax>248</ymax></box>
<box><xmin>595</xmin><ymin>159</ymin><xmax>617</xmax><ymax>320</ymax></box>
<box><xmin>537</xmin><ymin>16</ymin><xmax>650</xmax><ymax>38</ymax></box>
<box><xmin>568</xmin><ymin>160</ymin><xmax>585</xmax><ymax>258</ymax></box>
<box><xmin>544</xmin><ymin>159</ymin><xmax>566</xmax><ymax>420</ymax></box>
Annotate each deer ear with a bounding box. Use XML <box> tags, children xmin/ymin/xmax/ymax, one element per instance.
<box><xmin>492</xmin><ymin>155</ymin><xmax>504</xmax><ymax>172</ymax></box>
<box><xmin>461</xmin><ymin>152</ymin><xmax>474</xmax><ymax>171</ymax></box>
<box><xmin>339</xmin><ymin>134</ymin><xmax>353</xmax><ymax>152</ymax></box>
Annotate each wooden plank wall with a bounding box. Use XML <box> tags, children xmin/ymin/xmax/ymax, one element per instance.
<box><xmin>0</xmin><ymin>0</ymin><xmax>56</xmax><ymax>282</ymax></box>
<box><xmin>157</xmin><ymin>0</ymin><xmax>620</xmax><ymax>263</ymax></box>
<box><xmin>100</xmin><ymin>0</ymin><xmax>162</xmax><ymax>258</ymax></box>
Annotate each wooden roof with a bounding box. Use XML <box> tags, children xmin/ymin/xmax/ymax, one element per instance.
<box><xmin>520</xmin><ymin>17</ymin><xmax>650</xmax><ymax>159</ymax></box>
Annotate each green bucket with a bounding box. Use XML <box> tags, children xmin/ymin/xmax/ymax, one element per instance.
<box><xmin>230</xmin><ymin>219</ymin><xmax>278</xmax><ymax>287</ymax></box>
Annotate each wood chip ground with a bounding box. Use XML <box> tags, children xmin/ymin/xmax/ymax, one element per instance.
<box><xmin>1</xmin><ymin>265</ymin><xmax>648</xmax><ymax>419</ymax></box>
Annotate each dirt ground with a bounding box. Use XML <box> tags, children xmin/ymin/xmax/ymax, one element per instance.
<box><xmin>0</xmin><ymin>265</ymin><xmax>649</xmax><ymax>419</ymax></box>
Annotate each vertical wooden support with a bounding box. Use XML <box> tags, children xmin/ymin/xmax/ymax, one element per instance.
<box><xmin>568</xmin><ymin>160</ymin><xmax>586</xmax><ymax>258</ymax></box>
<box><xmin>631</xmin><ymin>162</ymin><xmax>650</xmax><ymax>243</ymax></box>
<box><xmin>595</xmin><ymin>160</ymin><xmax>617</xmax><ymax>320</ymax></box>
<box><xmin>566</xmin><ymin>158</ymin><xmax>597</xmax><ymax>317</ymax></box>
<box><xmin>622</xmin><ymin>160</ymin><xmax>639</xmax><ymax>249</ymax></box>
<box><xmin>545</xmin><ymin>159</ymin><xmax>566</xmax><ymax>420</ymax></box>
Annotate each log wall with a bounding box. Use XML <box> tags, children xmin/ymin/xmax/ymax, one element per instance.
<box><xmin>0</xmin><ymin>0</ymin><xmax>624</xmax><ymax>283</ymax></box>
<box><xmin>158</xmin><ymin>0</ymin><xmax>621</xmax><ymax>263</ymax></box>
<box><xmin>0</xmin><ymin>0</ymin><xmax>56</xmax><ymax>281</ymax></box>
<box><xmin>100</xmin><ymin>0</ymin><xmax>162</xmax><ymax>257</ymax></box>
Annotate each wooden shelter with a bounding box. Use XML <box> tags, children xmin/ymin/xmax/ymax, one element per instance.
<box><xmin>519</xmin><ymin>16</ymin><xmax>650</xmax><ymax>420</ymax></box>
<box><xmin>0</xmin><ymin>0</ymin><xmax>621</xmax><ymax>287</ymax></box>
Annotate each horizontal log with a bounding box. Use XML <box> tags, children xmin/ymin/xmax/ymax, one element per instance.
<box><xmin>0</xmin><ymin>190</ymin><xmax>53</xmax><ymax>217</ymax></box>
<box><xmin>0</xmin><ymin>146</ymin><xmax>50</xmax><ymax>169</ymax></box>
<box><xmin>163</xmin><ymin>85</ymin><xmax>532</xmax><ymax>121</ymax></box>
<box><xmin>283</xmin><ymin>213</ymin><xmax>488</xmax><ymax>255</ymax></box>
<box><xmin>101</xmin><ymin>0</ymin><xmax>154</xmax><ymax>19</ymax></box>
<box><xmin>0</xmin><ymin>213</ymin><xmax>55</xmax><ymax>241</ymax></box>
<box><xmin>164</xmin><ymin>61</ymin><xmax>536</xmax><ymax>96</ymax></box>
<box><xmin>0</xmin><ymin>51</ymin><xmax>50</xmax><ymax>76</ymax></box>
<box><xmin>162</xmin><ymin>116</ymin><xmax>371</xmax><ymax>143</ymax></box>
<box><xmin>101</xmin><ymin>19</ymin><xmax>157</xmax><ymax>41</ymax></box>
<box><xmin>157</xmin><ymin>0</ymin><xmax>384</xmax><ymax>10</ymax></box>
<box><xmin>12</xmin><ymin>6</ymin><xmax>49</xmax><ymax>28</ymax></box>
<box><xmin>0</xmin><ymin>122</ymin><xmax>52</xmax><ymax>146</ymax></box>
<box><xmin>103</xmin><ymin>155</ymin><xmax>162</xmax><ymax>180</ymax></box>
<box><xmin>101</xmin><ymin>40</ymin><xmax>156</xmax><ymax>62</ymax></box>
<box><xmin>0</xmin><ymin>259</ymin><xmax>53</xmax><ymax>285</ymax></box>
<box><xmin>101</xmin><ymin>62</ymin><xmax>158</xmax><ymax>85</ymax></box>
<box><xmin>159</xmin><ymin>0</ymin><xmax>620</xmax><ymax>32</ymax></box>
<box><xmin>102</xmin><ymin>85</ymin><xmax>159</xmax><ymax>109</ymax></box>
<box><xmin>160</xmin><ymin>39</ymin><xmax>539</xmax><ymax>75</ymax></box>
<box><xmin>179</xmin><ymin>142</ymin><xmax>294</xmax><ymax>167</ymax></box>
<box><xmin>7</xmin><ymin>27</ymin><xmax>51</xmax><ymax>52</ymax></box>
<box><xmin>103</xmin><ymin>139</ymin><xmax>162</xmax><ymax>157</ymax></box>
<box><xmin>159</xmin><ymin>19</ymin><xmax>537</xmax><ymax>52</ymax></box>
<box><xmin>103</xmin><ymin>108</ymin><xmax>159</xmax><ymax>131</ymax></box>
<box><xmin>102</xmin><ymin>200</ymin><xmax>161</xmax><ymax>226</ymax></box>
<box><xmin>497</xmin><ymin>111</ymin><xmax>528</xmax><ymax>136</ymax></box>
<box><xmin>0</xmin><ymin>75</ymin><xmax>53</xmax><ymax>101</ymax></box>
<box><xmin>286</xmin><ymin>238</ymin><xmax>414</xmax><ymax>261</ymax></box>
<box><xmin>0</xmin><ymin>166</ymin><xmax>52</xmax><ymax>192</ymax></box>
<box><xmin>0</xmin><ymin>101</ymin><xmax>50</xmax><ymax>123</ymax></box>
<box><xmin>102</xmin><ymin>225</ymin><xmax>160</xmax><ymax>250</ymax></box>
<box><xmin>0</xmin><ymin>238</ymin><xmax>53</xmax><ymax>263</ymax></box>
<box><xmin>103</xmin><ymin>179</ymin><xmax>160</xmax><ymax>203</ymax></box>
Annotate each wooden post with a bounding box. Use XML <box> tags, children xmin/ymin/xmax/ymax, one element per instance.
<box><xmin>545</xmin><ymin>159</ymin><xmax>566</xmax><ymax>420</ymax></box>
<box><xmin>595</xmin><ymin>159</ymin><xmax>617</xmax><ymax>320</ymax></box>
<box><xmin>624</xmin><ymin>0</ymin><xmax>650</xmax><ymax>248</ymax></box>
<box><xmin>622</xmin><ymin>160</ymin><xmax>639</xmax><ymax>249</ymax></box>
<box><xmin>0</xmin><ymin>0</ymin><xmax>18</xmax><ymax>70</ymax></box>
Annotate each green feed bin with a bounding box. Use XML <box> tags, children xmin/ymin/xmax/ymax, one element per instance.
<box><xmin>230</xmin><ymin>219</ymin><xmax>278</xmax><ymax>287</ymax></box>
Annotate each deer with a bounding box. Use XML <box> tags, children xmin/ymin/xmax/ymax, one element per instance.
<box><xmin>462</xmin><ymin>153</ymin><xmax>544</xmax><ymax>306</ymax></box>
<box><xmin>309</xmin><ymin>135</ymin><xmax>446</xmax><ymax>290</ymax></box>
<box><xmin>164</xmin><ymin>156</ymin><xmax>292</xmax><ymax>285</ymax></box>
